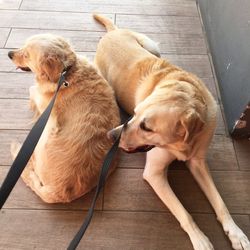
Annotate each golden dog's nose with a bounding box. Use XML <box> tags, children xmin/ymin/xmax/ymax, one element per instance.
<box><xmin>8</xmin><ymin>51</ymin><xmax>14</xmax><ymax>59</ymax></box>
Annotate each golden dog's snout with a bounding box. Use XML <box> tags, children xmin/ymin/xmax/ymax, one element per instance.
<box><xmin>8</xmin><ymin>51</ymin><xmax>14</xmax><ymax>59</ymax></box>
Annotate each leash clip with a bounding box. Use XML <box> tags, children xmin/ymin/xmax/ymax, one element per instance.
<box><xmin>58</xmin><ymin>70</ymin><xmax>68</xmax><ymax>88</ymax></box>
<box><xmin>63</xmin><ymin>81</ymin><xmax>70</xmax><ymax>87</ymax></box>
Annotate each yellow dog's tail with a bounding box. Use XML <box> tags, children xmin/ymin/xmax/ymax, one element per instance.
<box><xmin>93</xmin><ymin>14</ymin><xmax>117</xmax><ymax>32</ymax></box>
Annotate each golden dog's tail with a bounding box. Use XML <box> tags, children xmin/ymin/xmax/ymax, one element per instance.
<box><xmin>93</xmin><ymin>14</ymin><xmax>117</xmax><ymax>32</ymax></box>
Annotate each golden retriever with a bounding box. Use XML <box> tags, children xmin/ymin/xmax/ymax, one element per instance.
<box><xmin>93</xmin><ymin>14</ymin><xmax>250</xmax><ymax>250</ymax></box>
<box><xmin>8</xmin><ymin>34</ymin><xmax>120</xmax><ymax>203</ymax></box>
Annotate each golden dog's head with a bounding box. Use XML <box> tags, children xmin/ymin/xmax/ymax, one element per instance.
<box><xmin>108</xmin><ymin>81</ymin><xmax>206</xmax><ymax>153</ymax></box>
<box><xmin>8</xmin><ymin>34</ymin><xmax>76</xmax><ymax>84</ymax></box>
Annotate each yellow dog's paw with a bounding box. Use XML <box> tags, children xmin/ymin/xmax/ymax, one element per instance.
<box><xmin>224</xmin><ymin>220</ymin><xmax>250</xmax><ymax>250</ymax></box>
<box><xmin>229</xmin><ymin>230</ymin><xmax>250</xmax><ymax>250</ymax></box>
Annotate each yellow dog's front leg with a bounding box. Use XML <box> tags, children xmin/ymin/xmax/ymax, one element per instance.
<box><xmin>143</xmin><ymin>147</ymin><xmax>214</xmax><ymax>250</ymax></box>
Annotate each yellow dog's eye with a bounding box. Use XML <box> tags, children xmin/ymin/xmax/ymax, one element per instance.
<box><xmin>140</xmin><ymin>121</ymin><xmax>153</xmax><ymax>132</ymax></box>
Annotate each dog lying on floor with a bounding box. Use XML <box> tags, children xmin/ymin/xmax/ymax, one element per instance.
<box><xmin>8</xmin><ymin>34</ymin><xmax>120</xmax><ymax>203</ymax></box>
<box><xmin>93</xmin><ymin>14</ymin><xmax>250</xmax><ymax>250</ymax></box>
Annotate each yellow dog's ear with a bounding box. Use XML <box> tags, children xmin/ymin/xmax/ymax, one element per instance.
<box><xmin>39</xmin><ymin>55</ymin><xmax>63</xmax><ymax>83</ymax></box>
<box><xmin>177</xmin><ymin>109</ymin><xmax>204</xmax><ymax>143</ymax></box>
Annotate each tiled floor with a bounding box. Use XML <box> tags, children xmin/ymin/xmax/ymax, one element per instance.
<box><xmin>0</xmin><ymin>0</ymin><xmax>249</xmax><ymax>249</ymax></box>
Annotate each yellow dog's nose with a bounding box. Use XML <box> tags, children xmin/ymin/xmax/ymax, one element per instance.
<box><xmin>107</xmin><ymin>128</ymin><xmax>119</xmax><ymax>142</ymax></box>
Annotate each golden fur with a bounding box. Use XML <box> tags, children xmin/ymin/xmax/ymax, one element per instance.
<box><xmin>93</xmin><ymin>14</ymin><xmax>250</xmax><ymax>250</ymax></box>
<box><xmin>9</xmin><ymin>34</ymin><xmax>120</xmax><ymax>203</ymax></box>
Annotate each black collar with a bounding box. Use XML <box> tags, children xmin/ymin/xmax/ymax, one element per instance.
<box><xmin>64</xmin><ymin>65</ymin><xmax>73</xmax><ymax>73</ymax></box>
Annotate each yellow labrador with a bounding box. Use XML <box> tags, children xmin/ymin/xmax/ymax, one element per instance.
<box><xmin>8</xmin><ymin>34</ymin><xmax>120</xmax><ymax>203</ymax></box>
<box><xmin>93</xmin><ymin>14</ymin><xmax>250</xmax><ymax>250</ymax></box>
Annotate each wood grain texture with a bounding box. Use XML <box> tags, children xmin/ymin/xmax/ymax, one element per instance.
<box><xmin>150</xmin><ymin>32</ymin><xmax>207</xmax><ymax>55</ymax></box>
<box><xmin>20</xmin><ymin>0</ymin><xmax>198</xmax><ymax>16</ymax></box>
<box><xmin>216</xmin><ymin>106</ymin><xmax>226</xmax><ymax>135</ymax></box>
<box><xmin>6</xmin><ymin>28</ymin><xmax>105</xmax><ymax>52</ymax></box>
<box><xmin>116</xmin><ymin>14</ymin><xmax>203</xmax><ymax>34</ymax></box>
<box><xmin>163</xmin><ymin>54</ymin><xmax>213</xmax><ymax>78</ymax></box>
<box><xmin>0</xmin><ymin>166</ymin><xmax>103</xmax><ymax>210</ymax></box>
<box><xmin>0</xmin><ymin>28</ymin><xmax>10</xmax><ymax>47</ymax></box>
<box><xmin>119</xmin><ymin>151</ymin><xmax>146</xmax><ymax>169</ymax></box>
<box><xmin>0</xmin><ymin>99</ymin><xmax>32</xmax><ymax>129</ymax></box>
<box><xmin>202</xmin><ymin>78</ymin><xmax>218</xmax><ymax>101</ymax></box>
<box><xmin>0</xmin><ymin>0</ymin><xmax>22</xmax><ymax>9</ymax></box>
<box><xmin>0</xmin><ymin>72</ymin><xmax>33</xmax><ymax>99</ymax></box>
<box><xmin>104</xmin><ymin>169</ymin><xmax>250</xmax><ymax>213</ymax></box>
<box><xmin>5</xmin><ymin>28</ymin><xmax>207</xmax><ymax>55</ymax></box>
<box><xmin>208</xmin><ymin>135</ymin><xmax>238</xmax><ymax>170</ymax></box>
<box><xmin>0</xmin><ymin>10</ymin><xmax>114</xmax><ymax>31</ymax></box>
<box><xmin>0</xmin><ymin>209</ymin><xmax>248</xmax><ymax>250</ymax></box>
<box><xmin>0</xmin><ymin>130</ymin><xmax>28</xmax><ymax>166</ymax></box>
<box><xmin>233</xmin><ymin>139</ymin><xmax>250</xmax><ymax>170</ymax></box>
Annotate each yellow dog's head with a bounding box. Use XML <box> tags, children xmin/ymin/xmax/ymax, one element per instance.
<box><xmin>109</xmin><ymin>80</ymin><xmax>206</xmax><ymax>153</ymax></box>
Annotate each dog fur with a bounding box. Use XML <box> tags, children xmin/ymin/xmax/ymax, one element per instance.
<box><xmin>8</xmin><ymin>34</ymin><xmax>120</xmax><ymax>203</ymax></box>
<box><xmin>93</xmin><ymin>14</ymin><xmax>250</xmax><ymax>250</ymax></box>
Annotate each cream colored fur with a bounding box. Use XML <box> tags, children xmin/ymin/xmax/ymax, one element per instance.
<box><xmin>93</xmin><ymin>14</ymin><xmax>250</xmax><ymax>250</ymax></box>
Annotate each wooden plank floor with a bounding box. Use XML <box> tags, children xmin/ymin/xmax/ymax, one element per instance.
<box><xmin>0</xmin><ymin>0</ymin><xmax>249</xmax><ymax>249</ymax></box>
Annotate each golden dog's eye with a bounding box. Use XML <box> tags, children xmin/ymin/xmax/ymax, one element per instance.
<box><xmin>140</xmin><ymin>121</ymin><xmax>153</xmax><ymax>132</ymax></box>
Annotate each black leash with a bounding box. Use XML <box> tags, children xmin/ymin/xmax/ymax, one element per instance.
<box><xmin>67</xmin><ymin>119</ymin><xmax>132</xmax><ymax>249</ymax></box>
<box><xmin>67</xmin><ymin>134</ymin><xmax>121</xmax><ymax>250</ymax></box>
<box><xmin>0</xmin><ymin>67</ymin><xmax>127</xmax><ymax>250</ymax></box>
<box><xmin>0</xmin><ymin>70</ymin><xmax>67</xmax><ymax>209</ymax></box>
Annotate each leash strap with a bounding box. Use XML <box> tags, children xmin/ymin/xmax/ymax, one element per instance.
<box><xmin>68</xmin><ymin>119</ymin><xmax>131</xmax><ymax>250</ymax></box>
<box><xmin>0</xmin><ymin>66</ymin><xmax>128</xmax><ymax>249</ymax></box>
<box><xmin>67</xmin><ymin>135</ymin><xmax>121</xmax><ymax>250</ymax></box>
<box><xmin>0</xmin><ymin>71</ymin><xmax>67</xmax><ymax>209</ymax></box>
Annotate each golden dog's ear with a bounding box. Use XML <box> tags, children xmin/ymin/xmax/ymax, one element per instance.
<box><xmin>40</xmin><ymin>55</ymin><xmax>63</xmax><ymax>83</ymax></box>
<box><xmin>177</xmin><ymin>110</ymin><xmax>204</xmax><ymax>143</ymax></box>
